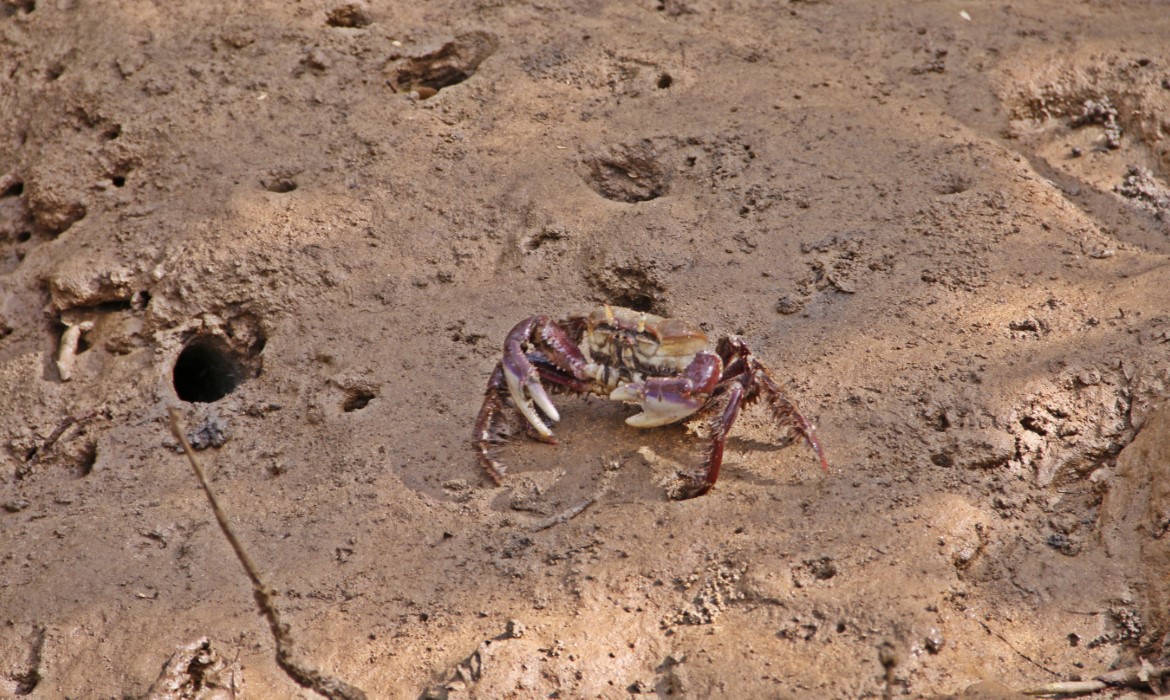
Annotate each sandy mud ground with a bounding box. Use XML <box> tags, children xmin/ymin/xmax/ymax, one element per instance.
<box><xmin>3</xmin><ymin>1</ymin><xmax>1170</xmax><ymax>697</ymax></box>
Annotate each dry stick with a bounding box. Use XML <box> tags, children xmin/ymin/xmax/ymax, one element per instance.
<box><xmin>976</xmin><ymin>619</ymin><xmax>1060</xmax><ymax>678</ymax></box>
<box><xmin>529</xmin><ymin>498</ymin><xmax>595</xmax><ymax>532</ymax></box>
<box><xmin>528</xmin><ymin>456</ymin><xmax>621</xmax><ymax>532</ymax></box>
<box><xmin>1024</xmin><ymin>664</ymin><xmax>1170</xmax><ymax>697</ymax></box>
<box><xmin>1021</xmin><ymin>679</ymin><xmax>1107</xmax><ymax>697</ymax></box>
<box><xmin>25</xmin><ymin>410</ymin><xmax>99</xmax><ymax>466</ymax></box>
<box><xmin>168</xmin><ymin>408</ymin><xmax>367</xmax><ymax>700</ymax></box>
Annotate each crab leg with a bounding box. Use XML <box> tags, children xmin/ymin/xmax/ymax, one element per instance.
<box><xmin>474</xmin><ymin>364</ymin><xmax>512</xmax><ymax>483</ymax></box>
<box><xmin>753</xmin><ymin>370</ymin><xmax>830</xmax><ymax>474</ymax></box>
<box><xmin>675</xmin><ymin>383</ymin><xmax>746</xmax><ymax>499</ymax></box>
<box><xmin>716</xmin><ymin>336</ymin><xmax>830</xmax><ymax>474</ymax></box>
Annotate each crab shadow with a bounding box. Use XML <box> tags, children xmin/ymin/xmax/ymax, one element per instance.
<box><xmin>480</xmin><ymin>395</ymin><xmax>819</xmax><ymax>512</ymax></box>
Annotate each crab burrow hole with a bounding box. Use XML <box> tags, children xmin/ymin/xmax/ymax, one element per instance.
<box><xmin>342</xmin><ymin>386</ymin><xmax>376</xmax><ymax>412</ymax></box>
<box><xmin>582</xmin><ymin>142</ymin><xmax>670</xmax><ymax>203</ymax></box>
<box><xmin>386</xmin><ymin>31</ymin><xmax>496</xmax><ymax>100</ymax></box>
<box><xmin>172</xmin><ymin>335</ymin><xmax>261</xmax><ymax>403</ymax></box>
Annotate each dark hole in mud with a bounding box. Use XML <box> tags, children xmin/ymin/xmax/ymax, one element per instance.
<box><xmin>261</xmin><ymin>177</ymin><xmax>297</xmax><ymax>193</ymax></box>
<box><xmin>606</xmin><ymin>290</ymin><xmax>660</xmax><ymax>314</ymax></box>
<box><xmin>16</xmin><ymin>230</ymin><xmax>32</xmax><ymax>242</ymax></box>
<box><xmin>76</xmin><ymin>442</ymin><xmax>97</xmax><ymax>477</ymax></box>
<box><xmin>2</xmin><ymin>180</ymin><xmax>23</xmax><ymax>198</ymax></box>
<box><xmin>111</xmin><ymin>175</ymin><xmax>125</xmax><ymax>188</ymax></box>
<box><xmin>103</xmin><ymin>124</ymin><xmax>122</xmax><ymax>140</ymax></box>
<box><xmin>393</xmin><ymin>64</ymin><xmax>471</xmax><ymax>98</ymax></box>
<box><xmin>46</xmin><ymin>63</ymin><xmax>65</xmax><ymax>81</ymax></box>
<box><xmin>326</xmin><ymin>3</ymin><xmax>372</xmax><ymax>28</ymax></box>
<box><xmin>12</xmin><ymin>667</ymin><xmax>39</xmax><ymax>696</ymax></box>
<box><xmin>1020</xmin><ymin>415</ymin><xmax>1048</xmax><ymax>435</ymax></box>
<box><xmin>343</xmin><ymin>388</ymin><xmax>376</xmax><ymax>412</ymax></box>
<box><xmin>1</xmin><ymin>0</ymin><xmax>34</xmax><ymax>17</ymax></box>
<box><xmin>657</xmin><ymin>73</ymin><xmax>673</xmax><ymax>89</ymax></box>
<box><xmin>586</xmin><ymin>264</ymin><xmax>668</xmax><ymax>315</ymax></box>
<box><xmin>387</xmin><ymin>32</ymin><xmax>496</xmax><ymax>99</ymax></box>
<box><xmin>173</xmin><ymin>336</ymin><xmax>247</xmax><ymax>403</ymax></box>
<box><xmin>935</xmin><ymin>171</ymin><xmax>972</xmax><ymax>195</ymax></box>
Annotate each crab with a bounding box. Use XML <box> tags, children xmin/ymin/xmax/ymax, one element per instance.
<box><xmin>473</xmin><ymin>305</ymin><xmax>829</xmax><ymax>499</ymax></box>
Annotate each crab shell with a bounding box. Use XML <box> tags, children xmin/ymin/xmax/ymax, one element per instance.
<box><xmin>583</xmin><ymin>305</ymin><xmax>709</xmax><ymax>378</ymax></box>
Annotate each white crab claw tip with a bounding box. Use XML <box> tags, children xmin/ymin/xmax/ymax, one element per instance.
<box><xmin>608</xmin><ymin>385</ymin><xmax>641</xmax><ymax>402</ymax></box>
<box><xmin>624</xmin><ymin>412</ymin><xmax>659</xmax><ymax>428</ymax></box>
<box><xmin>503</xmin><ymin>364</ymin><xmax>525</xmax><ymax>403</ymax></box>
<box><xmin>517</xmin><ymin>395</ymin><xmax>554</xmax><ymax>437</ymax></box>
<box><xmin>504</xmin><ymin>364</ymin><xmax>554</xmax><ymax>437</ymax></box>
<box><xmin>529</xmin><ymin>381</ymin><xmax>560</xmax><ymax>423</ymax></box>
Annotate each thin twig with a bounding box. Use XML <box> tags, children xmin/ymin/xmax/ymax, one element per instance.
<box><xmin>976</xmin><ymin>619</ymin><xmax>1060</xmax><ymax>678</ymax></box>
<box><xmin>168</xmin><ymin>407</ymin><xmax>366</xmax><ymax>700</ymax></box>
<box><xmin>25</xmin><ymin>410</ymin><xmax>100</xmax><ymax>466</ymax></box>
<box><xmin>1022</xmin><ymin>679</ymin><xmax>1107</xmax><ymax>697</ymax></box>
<box><xmin>530</xmin><ymin>498</ymin><xmax>595</xmax><ymax>532</ymax></box>
<box><xmin>527</xmin><ymin>456</ymin><xmax>621</xmax><ymax>532</ymax></box>
<box><xmin>1022</xmin><ymin>661</ymin><xmax>1170</xmax><ymax>697</ymax></box>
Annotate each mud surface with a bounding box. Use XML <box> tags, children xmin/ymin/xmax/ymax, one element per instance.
<box><xmin>3</xmin><ymin>2</ymin><xmax>1170</xmax><ymax>698</ymax></box>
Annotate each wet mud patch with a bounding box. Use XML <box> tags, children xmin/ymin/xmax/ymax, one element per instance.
<box><xmin>671</xmin><ymin>559</ymin><xmax>748</xmax><ymax>626</ymax></box>
<box><xmin>581</xmin><ymin>133</ymin><xmax>759</xmax><ymax>204</ymax></box>
<box><xmin>776</xmin><ymin>230</ymin><xmax>896</xmax><ymax>313</ymax></box>
<box><xmin>24</xmin><ymin>182</ymin><xmax>86</xmax><ymax>238</ymax></box>
<box><xmin>143</xmin><ymin>638</ymin><xmax>243</xmax><ymax>698</ymax></box>
<box><xmin>12</xmin><ymin>411</ymin><xmax>103</xmax><ymax>482</ymax></box>
<box><xmin>1098</xmin><ymin>402</ymin><xmax>1170</xmax><ymax>654</ymax></box>
<box><xmin>5</xmin><ymin>2</ymin><xmax>1170</xmax><ymax>698</ymax></box>
<box><xmin>1116</xmin><ymin>165</ymin><xmax>1170</xmax><ymax>221</ymax></box>
<box><xmin>477</xmin><ymin>396</ymin><xmax>697</xmax><ymax>508</ymax></box>
<box><xmin>1008</xmin><ymin>364</ymin><xmax>1135</xmax><ymax>486</ymax></box>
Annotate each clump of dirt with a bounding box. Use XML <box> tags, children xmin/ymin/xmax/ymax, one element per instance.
<box><xmin>1117</xmin><ymin>165</ymin><xmax>1170</xmax><ymax>221</ymax></box>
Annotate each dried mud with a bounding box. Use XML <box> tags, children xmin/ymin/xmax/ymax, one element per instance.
<box><xmin>3</xmin><ymin>2</ymin><xmax>1170</xmax><ymax>698</ymax></box>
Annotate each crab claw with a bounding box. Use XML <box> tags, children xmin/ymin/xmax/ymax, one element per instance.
<box><xmin>609</xmin><ymin>351</ymin><xmax>722</xmax><ymax>428</ymax></box>
<box><xmin>502</xmin><ymin>351</ymin><xmax>560</xmax><ymax>439</ymax></box>
<box><xmin>610</xmin><ymin>378</ymin><xmax>706</xmax><ymax>427</ymax></box>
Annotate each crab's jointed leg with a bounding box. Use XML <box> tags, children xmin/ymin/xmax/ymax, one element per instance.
<box><xmin>678</xmin><ymin>382</ymin><xmax>745</xmax><ymax>499</ymax></box>
<box><xmin>717</xmin><ymin>335</ymin><xmax>829</xmax><ymax>468</ymax></box>
<box><xmin>672</xmin><ymin>337</ymin><xmax>828</xmax><ymax>499</ymax></box>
